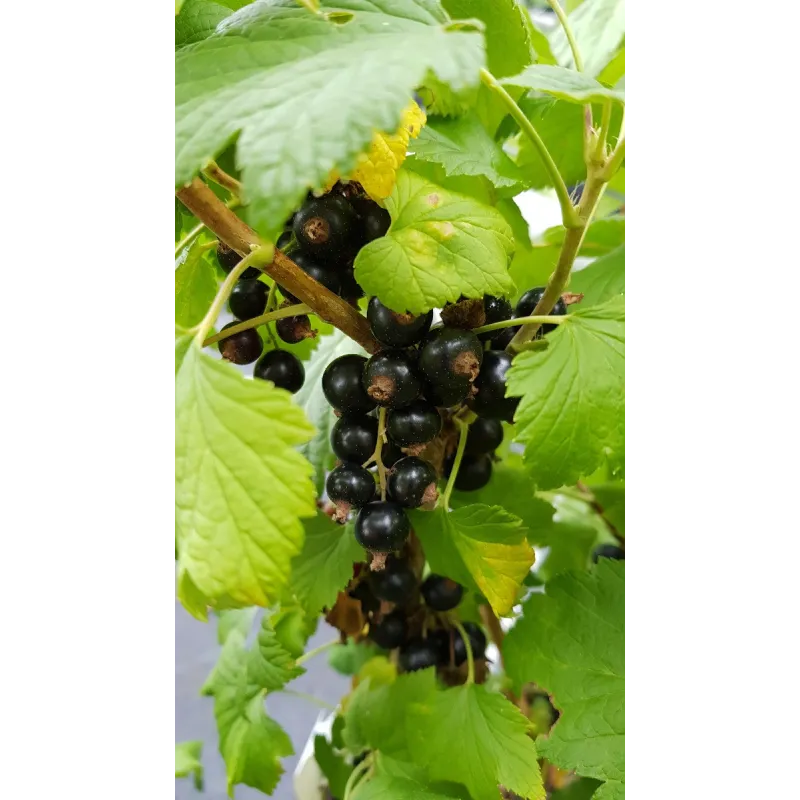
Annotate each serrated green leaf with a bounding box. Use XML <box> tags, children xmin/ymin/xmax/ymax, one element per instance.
<box><xmin>409</xmin><ymin>683</ymin><xmax>545</xmax><ymax>800</ymax></box>
<box><xmin>544</xmin><ymin>217</ymin><xmax>625</xmax><ymax>257</ymax></box>
<box><xmin>551</xmin><ymin>0</ymin><xmax>625</xmax><ymax>78</ymax></box>
<box><xmin>507</xmin><ymin>297</ymin><xmax>625</xmax><ymax>490</ymax></box>
<box><xmin>570</xmin><ymin>245</ymin><xmax>624</xmax><ymax>306</ymax></box>
<box><xmin>175</xmin><ymin>339</ymin><xmax>316</xmax><ymax>613</ymax></box>
<box><xmin>355</xmin><ymin>170</ymin><xmax>514</xmax><ymax>313</ymax></box>
<box><xmin>270</xmin><ymin>602</ymin><xmax>317</xmax><ymax>658</ymax></box>
<box><xmin>176</xmin><ymin>0</ymin><xmax>484</xmax><ymax>240</ymax></box>
<box><xmin>175</xmin><ymin>741</ymin><xmax>204</xmax><ymax>790</ymax></box>
<box><xmin>216</xmin><ymin>607</ymin><xmax>258</xmax><ymax>645</ymax></box>
<box><xmin>292</xmin><ymin>513</ymin><xmax>364</xmax><ymax>616</ymax></box>
<box><xmin>176</xmin><ymin>0</ymin><xmax>232</xmax><ymax>49</ymax></box>
<box><xmin>175</xmin><ymin>242</ymin><xmax>218</xmax><ymax>329</ymax></box>
<box><xmin>247</xmin><ymin>615</ymin><xmax>305</xmax><ymax>690</ymax></box>
<box><xmin>357</xmin><ymin>775</ymin><xmax>469</xmax><ymax>800</ymax></box>
<box><xmin>504</xmin><ymin>64</ymin><xmax>624</xmax><ymax>104</ymax></box>
<box><xmin>587</xmin><ymin>482</ymin><xmax>624</xmax><ymax>537</ymax></box>
<box><xmin>328</xmin><ymin>639</ymin><xmax>384</xmax><ymax>676</ymax></box>
<box><xmin>503</xmin><ymin>560</ymin><xmax>624</xmax><ymax>797</ymax></box>
<box><xmin>314</xmin><ymin>735</ymin><xmax>352</xmax><ymax>798</ymax></box>
<box><xmin>412</xmin><ymin>505</ymin><xmax>533</xmax><ymax>616</ymax></box>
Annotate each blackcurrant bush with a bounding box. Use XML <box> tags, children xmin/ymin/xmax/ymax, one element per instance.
<box><xmin>228</xmin><ymin>280</ymin><xmax>268</xmax><ymax>321</ymax></box>
<box><xmin>592</xmin><ymin>543</ymin><xmax>625</xmax><ymax>562</ymax></box>
<box><xmin>322</xmin><ymin>355</ymin><xmax>377</xmax><ymax>415</ymax></box>
<box><xmin>354</xmin><ymin>501</ymin><xmax>411</xmax><ymax>552</ymax></box>
<box><xmin>399</xmin><ymin>638</ymin><xmax>439</xmax><ymax>673</ymax></box>
<box><xmin>331</xmin><ymin>414</ymin><xmax>379</xmax><ymax>464</ymax></box>
<box><xmin>326</xmin><ymin>463</ymin><xmax>376</xmax><ymax>508</ymax></box>
<box><xmin>516</xmin><ymin>287</ymin><xmax>567</xmax><ymax>334</ymax></box>
<box><xmin>369</xmin><ymin>554</ymin><xmax>416</xmax><ymax>605</ymax></box>
<box><xmin>253</xmin><ymin>349</ymin><xmax>305</xmax><ymax>393</ymax></box>
<box><xmin>216</xmin><ymin>242</ymin><xmax>262</xmax><ymax>280</ymax></box>
<box><xmin>419</xmin><ymin>327</ymin><xmax>483</xmax><ymax>407</ymax></box>
<box><xmin>367</xmin><ymin>297</ymin><xmax>433</xmax><ymax>348</ymax></box>
<box><xmin>468</xmin><ymin>350</ymin><xmax>519</xmax><ymax>423</ymax></box>
<box><xmin>490</xmin><ymin>325</ymin><xmax>517</xmax><ymax>351</ymax></box>
<box><xmin>351</xmin><ymin>196</ymin><xmax>391</xmax><ymax>243</ymax></box>
<box><xmin>421</xmin><ymin>574</ymin><xmax>463</xmax><ymax>611</ymax></box>
<box><xmin>444</xmin><ymin>453</ymin><xmax>493</xmax><ymax>492</ymax></box>
<box><xmin>464</xmin><ymin>417</ymin><xmax>504</xmax><ymax>456</ymax></box>
<box><xmin>363</xmin><ymin>350</ymin><xmax>423</xmax><ymax>409</ymax></box>
<box><xmin>290</xmin><ymin>250</ymin><xmax>342</xmax><ymax>295</ymax></box>
<box><xmin>293</xmin><ymin>194</ymin><xmax>358</xmax><ymax>263</ymax></box>
<box><xmin>368</xmin><ymin>610</ymin><xmax>408</xmax><ymax>649</ymax></box>
<box><xmin>387</xmin><ymin>401</ymin><xmax>441</xmax><ymax>448</ymax></box>
<box><xmin>453</xmin><ymin>621</ymin><xmax>487</xmax><ymax>665</ymax></box>
<box><xmin>217</xmin><ymin>322</ymin><xmax>263</xmax><ymax>365</ymax></box>
<box><xmin>387</xmin><ymin>457</ymin><xmax>438</xmax><ymax>509</ymax></box>
<box><xmin>478</xmin><ymin>295</ymin><xmax>513</xmax><ymax>342</ymax></box>
<box><xmin>275</xmin><ymin>313</ymin><xmax>314</xmax><ymax>344</ymax></box>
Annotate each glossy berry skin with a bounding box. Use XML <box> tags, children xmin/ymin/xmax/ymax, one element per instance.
<box><xmin>428</xmin><ymin>628</ymin><xmax>452</xmax><ymax>665</ymax></box>
<box><xmin>445</xmin><ymin>453</ymin><xmax>493</xmax><ymax>492</ymax></box>
<box><xmin>387</xmin><ymin>401</ymin><xmax>442</xmax><ymax>448</ymax></box>
<box><xmin>421</xmin><ymin>574</ymin><xmax>463</xmax><ymax>611</ymax></box>
<box><xmin>399</xmin><ymin>638</ymin><xmax>439</xmax><ymax>673</ymax></box>
<box><xmin>593</xmin><ymin>544</ymin><xmax>625</xmax><ymax>563</ymax></box>
<box><xmin>369</xmin><ymin>555</ymin><xmax>416</xmax><ymax>605</ymax></box>
<box><xmin>290</xmin><ymin>250</ymin><xmax>342</xmax><ymax>295</ymax></box>
<box><xmin>217</xmin><ymin>322</ymin><xmax>263</xmax><ymax>365</ymax></box>
<box><xmin>351</xmin><ymin>196</ymin><xmax>391</xmax><ymax>243</ymax></box>
<box><xmin>349</xmin><ymin>581</ymin><xmax>379</xmax><ymax>616</ymax></box>
<box><xmin>516</xmin><ymin>287</ymin><xmax>567</xmax><ymax>334</ymax></box>
<box><xmin>363</xmin><ymin>350</ymin><xmax>423</xmax><ymax>409</ymax></box>
<box><xmin>253</xmin><ymin>350</ymin><xmax>305</xmax><ymax>393</ymax></box>
<box><xmin>354</xmin><ymin>501</ymin><xmax>411</xmax><ymax>552</ymax></box>
<box><xmin>322</xmin><ymin>355</ymin><xmax>377</xmax><ymax>415</ymax></box>
<box><xmin>468</xmin><ymin>351</ymin><xmax>519</xmax><ymax>423</ymax></box>
<box><xmin>419</xmin><ymin>327</ymin><xmax>483</xmax><ymax>407</ymax></box>
<box><xmin>477</xmin><ymin>295</ymin><xmax>513</xmax><ymax>342</ymax></box>
<box><xmin>490</xmin><ymin>325</ymin><xmax>517</xmax><ymax>351</ymax></box>
<box><xmin>367</xmin><ymin>297</ymin><xmax>433</xmax><ymax>348</ymax></box>
<box><xmin>326</xmin><ymin>463</ymin><xmax>376</xmax><ymax>508</ymax></box>
<box><xmin>368</xmin><ymin>610</ymin><xmax>408</xmax><ymax>649</ymax></box>
<box><xmin>387</xmin><ymin>457</ymin><xmax>438</xmax><ymax>509</ymax></box>
<box><xmin>228</xmin><ymin>279</ymin><xmax>268</xmax><ymax>321</ymax></box>
<box><xmin>464</xmin><ymin>417</ymin><xmax>504</xmax><ymax>456</ymax></box>
<box><xmin>216</xmin><ymin>242</ymin><xmax>262</xmax><ymax>280</ymax></box>
<box><xmin>293</xmin><ymin>194</ymin><xmax>358</xmax><ymax>263</ymax></box>
<box><xmin>339</xmin><ymin>266</ymin><xmax>364</xmax><ymax>301</ymax></box>
<box><xmin>331</xmin><ymin>414</ymin><xmax>379</xmax><ymax>464</ymax></box>
<box><xmin>275</xmin><ymin>313</ymin><xmax>313</xmax><ymax>344</ymax></box>
<box><xmin>453</xmin><ymin>621</ymin><xmax>487</xmax><ymax>665</ymax></box>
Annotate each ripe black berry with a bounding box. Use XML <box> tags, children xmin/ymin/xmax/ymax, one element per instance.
<box><xmin>363</xmin><ymin>350</ymin><xmax>423</xmax><ymax>409</ymax></box>
<box><xmin>387</xmin><ymin>401</ymin><xmax>442</xmax><ymax>448</ymax></box>
<box><xmin>253</xmin><ymin>349</ymin><xmax>305</xmax><ymax>393</ymax></box>
<box><xmin>326</xmin><ymin>463</ymin><xmax>376</xmax><ymax>508</ymax></box>
<box><xmin>322</xmin><ymin>355</ymin><xmax>377</xmax><ymax>415</ymax></box>
<box><xmin>275</xmin><ymin>312</ymin><xmax>314</xmax><ymax>344</ymax></box>
<box><xmin>478</xmin><ymin>295</ymin><xmax>513</xmax><ymax>342</ymax></box>
<box><xmin>387</xmin><ymin>457</ymin><xmax>438</xmax><ymax>509</ymax></box>
<box><xmin>428</xmin><ymin>628</ymin><xmax>452</xmax><ymax>665</ymax></box>
<box><xmin>490</xmin><ymin>325</ymin><xmax>517</xmax><ymax>351</ymax></box>
<box><xmin>228</xmin><ymin>280</ymin><xmax>268</xmax><ymax>321</ymax></box>
<box><xmin>444</xmin><ymin>453</ymin><xmax>493</xmax><ymax>492</ymax></box>
<box><xmin>593</xmin><ymin>543</ymin><xmax>625</xmax><ymax>563</ymax></box>
<box><xmin>453</xmin><ymin>622</ymin><xmax>487</xmax><ymax>665</ymax></box>
<box><xmin>339</xmin><ymin>266</ymin><xmax>365</xmax><ymax>302</ymax></box>
<box><xmin>293</xmin><ymin>194</ymin><xmax>358</xmax><ymax>263</ymax></box>
<box><xmin>516</xmin><ymin>287</ymin><xmax>567</xmax><ymax>334</ymax></box>
<box><xmin>354</xmin><ymin>501</ymin><xmax>411</xmax><ymax>552</ymax></box>
<box><xmin>367</xmin><ymin>297</ymin><xmax>433</xmax><ymax>348</ymax></box>
<box><xmin>351</xmin><ymin>196</ymin><xmax>391</xmax><ymax>243</ymax></box>
<box><xmin>290</xmin><ymin>250</ymin><xmax>342</xmax><ymax>295</ymax></box>
<box><xmin>421</xmin><ymin>574</ymin><xmax>463</xmax><ymax>611</ymax></box>
<box><xmin>217</xmin><ymin>322</ymin><xmax>263</xmax><ymax>365</ymax></box>
<box><xmin>369</xmin><ymin>555</ymin><xmax>416</xmax><ymax>605</ymax></box>
<box><xmin>468</xmin><ymin>351</ymin><xmax>519</xmax><ymax>422</ymax></box>
<box><xmin>349</xmin><ymin>581</ymin><xmax>379</xmax><ymax>616</ymax></box>
<box><xmin>399</xmin><ymin>638</ymin><xmax>439</xmax><ymax>673</ymax></box>
<box><xmin>464</xmin><ymin>418</ymin><xmax>504</xmax><ymax>456</ymax></box>
<box><xmin>368</xmin><ymin>610</ymin><xmax>408</xmax><ymax>649</ymax></box>
<box><xmin>331</xmin><ymin>414</ymin><xmax>380</xmax><ymax>464</ymax></box>
<box><xmin>419</xmin><ymin>327</ymin><xmax>483</xmax><ymax>407</ymax></box>
<box><xmin>216</xmin><ymin>242</ymin><xmax>262</xmax><ymax>280</ymax></box>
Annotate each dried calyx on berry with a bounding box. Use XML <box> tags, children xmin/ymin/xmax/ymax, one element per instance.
<box><xmin>293</xmin><ymin>193</ymin><xmax>359</xmax><ymax>263</ymax></box>
<box><xmin>363</xmin><ymin>350</ymin><xmax>423</xmax><ymax>409</ymax></box>
<box><xmin>387</xmin><ymin>457</ymin><xmax>438</xmax><ymax>509</ymax></box>
<box><xmin>217</xmin><ymin>322</ymin><xmax>263</xmax><ymax>365</ymax></box>
<box><xmin>419</xmin><ymin>327</ymin><xmax>483</xmax><ymax>408</ymax></box>
<box><xmin>275</xmin><ymin>304</ymin><xmax>316</xmax><ymax>344</ymax></box>
<box><xmin>326</xmin><ymin>463</ymin><xmax>377</xmax><ymax>521</ymax></box>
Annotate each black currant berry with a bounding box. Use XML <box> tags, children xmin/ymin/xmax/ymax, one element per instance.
<box><xmin>421</xmin><ymin>574</ymin><xmax>463</xmax><ymax>611</ymax></box>
<box><xmin>369</xmin><ymin>554</ymin><xmax>416</xmax><ymax>605</ymax></box>
<box><xmin>363</xmin><ymin>350</ymin><xmax>423</xmax><ymax>409</ymax></box>
<box><xmin>428</xmin><ymin>628</ymin><xmax>452</xmax><ymax>665</ymax></box>
<box><xmin>351</xmin><ymin>196</ymin><xmax>391</xmax><ymax>243</ymax></box>
<box><xmin>419</xmin><ymin>327</ymin><xmax>483</xmax><ymax>407</ymax></box>
<box><xmin>349</xmin><ymin>581</ymin><xmax>379</xmax><ymax>616</ymax></box>
<box><xmin>276</xmin><ymin>313</ymin><xmax>314</xmax><ymax>344</ymax></box>
<box><xmin>217</xmin><ymin>322</ymin><xmax>263</xmax><ymax>365</ymax></box>
<box><xmin>516</xmin><ymin>287</ymin><xmax>567</xmax><ymax>334</ymax></box>
<box><xmin>490</xmin><ymin>325</ymin><xmax>517</xmax><ymax>351</ymax></box>
<box><xmin>368</xmin><ymin>610</ymin><xmax>408</xmax><ymax>649</ymax></box>
<box><xmin>253</xmin><ymin>349</ymin><xmax>305</xmax><ymax>393</ymax></box>
<box><xmin>276</xmin><ymin>229</ymin><xmax>293</xmax><ymax>251</ymax></box>
<box><xmin>290</xmin><ymin>250</ymin><xmax>342</xmax><ymax>295</ymax></box>
<box><xmin>453</xmin><ymin>622</ymin><xmax>487</xmax><ymax>665</ymax></box>
<box><xmin>387</xmin><ymin>457</ymin><xmax>438</xmax><ymax>509</ymax></box>
<box><xmin>322</xmin><ymin>355</ymin><xmax>377</xmax><ymax>415</ymax></box>
<box><xmin>326</xmin><ymin>463</ymin><xmax>376</xmax><ymax>508</ymax></box>
<box><xmin>354</xmin><ymin>501</ymin><xmax>411</xmax><ymax>552</ymax></box>
<box><xmin>293</xmin><ymin>194</ymin><xmax>358</xmax><ymax>263</ymax></box>
<box><xmin>367</xmin><ymin>297</ymin><xmax>433</xmax><ymax>348</ymax></box>
<box><xmin>387</xmin><ymin>401</ymin><xmax>442</xmax><ymax>448</ymax></box>
<box><xmin>464</xmin><ymin>417</ymin><xmax>504</xmax><ymax>456</ymax></box>
<box><xmin>216</xmin><ymin>242</ymin><xmax>262</xmax><ymax>280</ymax></box>
<box><xmin>478</xmin><ymin>295</ymin><xmax>513</xmax><ymax>342</ymax></box>
<box><xmin>380</xmin><ymin>440</ymin><xmax>404</xmax><ymax>468</ymax></box>
<box><xmin>331</xmin><ymin>414</ymin><xmax>379</xmax><ymax>464</ymax></box>
<box><xmin>469</xmin><ymin>350</ymin><xmax>519</xmax><ymax>422</ymax></box>
<box><xmin>339</xmin><ymin>266</ymin><xmax>365</xmax><ymax>302</ymax></box>
<box><xmin>593</xmin><ymin>543</ymin><xmax>625</xmax><ymax>563</ymax></box>
<box><xmin>228</xmin><ymin>279</ymin><xmax>268</xmax><ymax>321</ymax></box>
<box><xmin>399</xmin><ymin>638</ymin><xmax>439</xmax><ymax>673</ymax></box>
<box><xmin>444</xmin><ymin>453</ymin><xmax>493</xmax><ymax>492</ymax></box>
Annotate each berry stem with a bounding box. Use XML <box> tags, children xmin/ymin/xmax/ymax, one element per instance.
<box><xmin>343</xmin><ymin>755</ymin><xmax>372</xmax><ymax>800</ymax></box>
<box><xmin>473</xmin><ymin>314</ymin><xmax>569</xmax><ymax>335</ymax></box>
<box><xmin>452</xmin><ymin>619</ymin><xmax>475</xmax><ymax>685</ymax></box>
<box><xmin>441</xmin><ymin>419</ymin><xmax>469</xmax><ymax>510</ymax></box>
<box><xmin>546</xmin><ymin>0</ymin><xmax>584</xmax><ymax>72</ymax></box>
<box><xmin>280</xmin><ymin>690</ymin><xmax>337</xmax><ymax>712</ymax></box>
<box><xmin>202</xmin><ymin>160</ymin><xmax>242</xmax><ymax>197</ymax></box>
<box><xmin>295</xmin><ymin>638</ymin><xmax>340</xmax><ymax>666</ymax></box>
<box><xmin>175</xmin><ymin>197</ymin><xmax>240</xmax><ymax>257</ymax></box>
<box><xmin>201</xmin><ymin>303</ymin><xmax>311</xmax><ymax>347</ymax></box>
<box><xmin>362</xmin><ymin>407</ymin><xmax>389</xmax><ymax>500</ymax></box>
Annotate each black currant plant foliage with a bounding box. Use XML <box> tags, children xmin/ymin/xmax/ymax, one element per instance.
<box><xmin>175</xmin><ymin>0</ymin><xmax>624</xmax><ymax>798</ymax></box>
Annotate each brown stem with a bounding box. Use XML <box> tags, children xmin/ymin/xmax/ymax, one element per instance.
<box><xmin>203</xmin><ymin>161</ymin><xmax>242</xmax><ymax>197</ymax></box>
<box><xmin>479</xmin><ymin>604</ymin><xmax>506</xmax><ymax>669</ymax></box>
<box><xmin>576</xmin><ymin>481</ymin><xmax>624</xmax><ymax>546</ymax></box>
<box><xmin>176</xmin><ymin>178</ymin><xmax>379</xmax><ymax>353</ymax></box>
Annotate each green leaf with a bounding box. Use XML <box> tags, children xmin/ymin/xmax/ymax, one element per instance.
<box><xmin>570</xmin><ymin>245</ymin><xmax>625</xmax><ymax>307</ymax></box>
<box><xmin>357</xmin><ymin>775</ymin><xmax>468</xmax><ymax>800</ymax></box>
<box><xmin>328</xmin><ymin>639</ymin><xmax>384</xmax><ymax>676</ymax></box>
<box><xmin>175</xmin><ymin>339</ymin><xmax>316</xmax><ymax>614</ymax></box>
<box><xmin>411</xmin><ymin>505</ymin><xmax>533</xmax><ymax>616</ymax></box>
<box><xmin>216</xmin><ymin>607</ymin><xmax>258</xmax><ymax>645</ymax></box>
<box><xmin>294</xmin><ymin>330</ymin><xmax>367</xmax><ymax>495</ymax></box>
<box><xmin>175</xmin><ymin>242</ymin><xmax>218</xmax><ymax>329</ymax></box>
<box><xmin>507</xmin><ymin>296</ymin><xmax>625</xmax><ymax>489</ymax></box>
<box><xmin>503</xmin><ymin>560</ymin><xmax>625</xmax><ymax>797</ymax></box>
<box><xmin>175</xmin><ymin>741</ymin><xmax>204</xmax><ymax>790</ymax></box>
<box><xmin>409</xmin><ymin>683</ymin><xmax>545</xmax><ymax>800</ymax></box>
<box><xmin>504</xmin><ymin>64</ymin><xmax>624</xmax><ymax>104</ymax></box>
<box><xmin>551</xmin><ymin>777</ymin><xmax>604</xmax><ymax>800</ymax></box>
<box><xmin>175</xmin><ymin>0</ymin><xmax>232</xmax><ymax>49</ymax></box>
<box><xmin>314</xmin><ymin>735</ymin><xmax>352</xmax><ymax>798</ymax></box>
<box><xmin>597</xmin><ymin>43</ymin><xmax>624</xmax><ymax>87</ymax></box>
<box><xmin>550</xmin><ymin>0</ymin><xmax>625</xmax><ymax>78</ymax></box>
<box><xmin>176</xmin><ymin>0</ymin><xmax>484</xmax><ymax>240</ymax></box>
<box><xmin>247</xmin><ymin>615</ymin><xmax>305</xmax><ymax>691</ymax></box>
<box><xmin>524</xmin><ymin>12</ymin><xmax>557</xmax><ymax>66</ymax></box>
<box><xmin>410</xmin><ymin>116</ymin><xmax>526</xmax><ymax>192</ymax></box>
<box><xmin>270</xmin><ymin>602</ymin><xmax>317</xmax><ymax>658</ymax></box>
<box><xmin>292</xmin><ymin>513</ymin><xmax>364</xmax><ymax>616</ymax></box>
<box><xmin>354</xmin><ymin>169</ymin><xmax>515</xmax><ymax>314</ymax></box>
<box><xmin>544</xmin><ymin>216</ymin><xmax>625</xmax><ymax>257</ymax></box>
<box><xmin>588</xmin><ymin>482</ymin><xmax>625</xmax><ymax>537</ymax></box>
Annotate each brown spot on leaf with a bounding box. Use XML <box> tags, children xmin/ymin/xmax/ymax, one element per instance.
<box><xmin>426</xmin><ymin>192</ymin><xmax>440</xmax><ymax>207</ymax></box>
